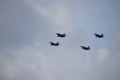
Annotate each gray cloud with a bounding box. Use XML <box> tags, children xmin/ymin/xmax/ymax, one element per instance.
<box><xmin>0</xmin><ymin>0</ymin><xmax>120</xmax><ymax>80</ymax></box>
<box><xmin>0</xmin><ymin>0</ymin><xmax>54</xmax><ymax>49</ymax></box>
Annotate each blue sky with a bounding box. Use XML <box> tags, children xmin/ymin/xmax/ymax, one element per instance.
<box><xmin>0</xmin><ymin>0</ymin><xmax>120</xmax><ymax>80</ymax></box>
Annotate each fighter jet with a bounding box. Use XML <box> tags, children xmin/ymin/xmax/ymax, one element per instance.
<box><xmin>49</xmin><ymin>42</ymin><xmax>60</xmax><ymax>46</ymax></box>
<box><xmin>54</xmin><ymin>42</ymin><xmax>59</xmax><ymax>46</ymax></box>
<box><xmin>56</xmin><ymin>33</ymin><xmax>66</xmax><ymax>38</ymax></box>
<box><xmin>94</xmin><ymin>33</ymin><xmax>104</xmax><ymax>38</ymax></box>
<box><xmin>81</xmin><ymin>46</ymin><xmax>90</xmax><ymax>50</ymax></box>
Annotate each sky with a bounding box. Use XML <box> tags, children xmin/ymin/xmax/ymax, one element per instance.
<box><xmin>0</xmin><ymin>0</ymin><xmax>120</xmax><ymax>80</ymax></box>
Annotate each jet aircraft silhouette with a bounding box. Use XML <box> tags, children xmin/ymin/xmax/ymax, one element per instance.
<box><xmin>49</xmin><ymin>42</ymin><xmax>59</xmax><ymax>46</ymax></box>
<box><xmin>81</xmin><ymin>46</ymin><xmax>90</xmax><ymax>50</ymax></box>
<box><xmin>94</xmin><ymin>33</ymin><xmax>104</xmax><ymax>38</ymax></box>
<box><xmin>56</xmin><ymin>33</ymin><xmax>66</xmax><ymax>38</ymax></box>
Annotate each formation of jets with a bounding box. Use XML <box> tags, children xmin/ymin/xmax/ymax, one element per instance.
<box><xmin>49</xmin><ymin>33</ymin><xmax>104</xmax><ymax>51</ymax></box>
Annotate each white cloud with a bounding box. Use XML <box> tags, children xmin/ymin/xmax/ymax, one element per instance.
<box><xmin>25</xmin><ymin>0</ymin><xmax>50</xmax><ymax>18</ymax></box>
<box><xmin>98</xmin><ymin>48</ymin><xmax>108</xmax><ymax>62</ymax></box>
<box><xmin>0</xmin><ymin>43</ymin><xmax>92</xmax><ymax>80</ymax></box>
<box><xmin>0</xmin><ymin>38</ymin><xmax>120</xmax><ymax>80</ymax></box>
<box><xmin>51</xmin><ymin>5</ymin><xmax>74</xmax><ymax>33</ymax></box>
<box><xmin>25</xmin><ymin>0</ymin><xmax>74</xmax><ymax>33</ymax></box>
<box><xmin>0</xmin><ymin>45</ymin><xmax>45</xmax><ymax>80</ymax></box>
<box><xmin>0</xmin><ymin>54</ymin><xmax>18</xmax><ymax>79</ymax></box>
<box><xmin>34</xmin><ymin>5</ymin><xmax>50</xmax><ymax>18</ymax></box>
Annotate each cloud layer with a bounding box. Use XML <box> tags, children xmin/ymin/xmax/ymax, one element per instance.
<box><xmin>0</xmin><ymin>0</ymin><xmax>120</xmax><ymax>80</ymax></box>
